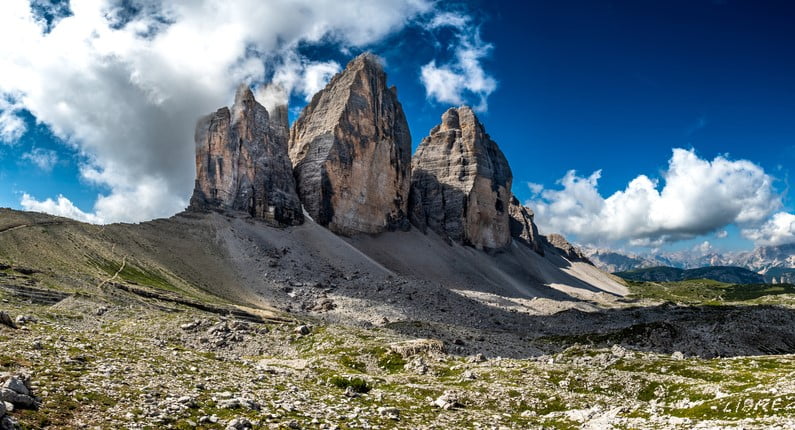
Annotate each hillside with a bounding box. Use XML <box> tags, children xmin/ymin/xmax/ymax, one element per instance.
<box><xmin>615</xmin><ymin>265</ymin><xmax>766</xmax><ymax>284</ymax></box>
<box><xmin>0</xmin><ymin>208</ymin><xmax>626</xmax><ymax>334</ymax></box>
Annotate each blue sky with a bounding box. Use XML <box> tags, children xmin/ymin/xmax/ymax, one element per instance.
<box><xmin>1</xmin><ymin>0</ymin><xmax>793</xmax><ymax>253</ymax></box>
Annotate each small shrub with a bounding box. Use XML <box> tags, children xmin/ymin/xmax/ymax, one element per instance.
<box><xmin>329</xmin><ymin>375</ymin><xmax>371</xmax><ymax>393</ymax></box>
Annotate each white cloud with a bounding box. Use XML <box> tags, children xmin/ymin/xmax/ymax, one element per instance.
<box><xmin>20</xmin><ymin>193</ymin><xmax>103</xmax><ymax>224</ymax></box>
<box><xmin>1</xmin><ymin>0</ymin><xmax>435</xmax><ymax>223</ymax></box>
<box><xmin>694</xmin><ymin>240</ymin><xmax>712</xmax><ymax>254</ymax></box>
<box><xmin>715</xmin><ymin>229</ymin><xmax>728</xmax><ymax>239</ymax></box>
<box><xmin>529</xmin><ymin>148</ymin><xmax>782</xmax><ymax>246</ymax></box>
<box><xmin>420</xmin><ymin>14</ymin><xmax>497</xmax><ymax>112</ymax></box>
<box><xmin>742</xmin><ymin>212</ymin><xmax>795</xmax><ymax>246</ymax></box>
<box><xmin>527</xmin><ymin>182</ymin><xmax>544</xmax><ymax>196</ymax></box>
<box><xmin>254</xmin><ymin>53</ymin><xmax>341</xmax><ymax>112</ymax></box>
<box><xmin>21</xmin><ymin>147</ymin><xmax>59</xmax><ymax>171</ymax></box>
<box><xmin>0</xmin><ymin>96</ymin><xmax>26</xmax><ymax>143</ymax></box>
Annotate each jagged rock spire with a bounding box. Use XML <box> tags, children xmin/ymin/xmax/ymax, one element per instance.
<box><xmin>409</xmin><ymin>106</ymin><xmax>513</xmax><ymax>250</ymax></box>
<box><xmin>289</xmin><ymin>53</ymin><xmax>412</xmax><ymax>235</ymax></box>
<box><xmin>189</xmin><ymin>84</ymin><xmax>302</xmax><ymax>225</ymax></box>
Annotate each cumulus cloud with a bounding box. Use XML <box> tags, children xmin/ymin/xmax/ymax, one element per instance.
<box><xmin>0</xmin><ymin>96</ymin><xmax>27</xmax><ymax>143</ymax></box>
<box><xmin>1</xmin><ymin>0</ymin><xmax>436</xmax><ymax>223</ymax></box>
<box><xmin>420</xmin><ymin>13</ymin><xmax>497</xmax><ymax>111</ymax></box>
<box><xmin>20</xmin><ymin>193</ymin><xmax>103</xmax><ymax>224</ymax></box>
<box><xmin>254</xmin><ymin>53</ymin><xmax>341</xmax><ymax>113</ymax></box>
<box><xmin>529</xmin><ymin>148</ymin><xmax>782</xmax><ymax>247</ymax></box>
<box><xmin>21</xmin><ymin>147</ymin><xmax>59</xmax><ymax>171</ymax></box>
<box><xmin>694</xmin><ymin>240</ymin><xmax>713</xmax><ymax>254</ymax></box>
<box><xmin>742</xmin><ymin>212</ymin><xmax>795</xmax><ymax>246</ymax></box>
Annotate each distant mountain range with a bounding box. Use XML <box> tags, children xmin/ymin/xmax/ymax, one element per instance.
<box><xmin>583</xmin><ymin>243</ymin><xmax>795</xmax><ymax>284</ymax></box>
<box><xmin>615</xmin><ymin>266</ymin><xmax>766</xmax><ymax>284</ymax></box>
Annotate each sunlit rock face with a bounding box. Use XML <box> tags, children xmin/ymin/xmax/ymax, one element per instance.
<box><xmin>409</xmin><ymin>106</ymin><xmax>513</xmax><ymax>250</ymax></box>
<box><xmin>289</xmin><ymin>53</ymin><xmax>412</xmax><ymax>235</ymax></box>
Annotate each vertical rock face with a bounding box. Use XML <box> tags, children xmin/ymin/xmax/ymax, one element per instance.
<box><xmin>189</xmin><ymin>85</ymin><xmax>303</xmax><ymax>225</ymax></box>
<box><xmin>508</xmin><ymin>195</ymin><xmax>544</xmax><ymax>255</ymax></box>
<box><xmin>289</xmin><ymin>53</ymin><xmax>412</xmax><ymax>235</ymax></box>
<box><xmin>409</xmin><ymin>107</ymin><xmax>513</xmax><ymax>250</ymax></box>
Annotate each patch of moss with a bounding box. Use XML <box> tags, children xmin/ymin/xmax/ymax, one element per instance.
<box><xmin>329</xmin><ymin>375</ymin><xmax>371</xmax><ymax>393</ymax></box>
<box><xmin>339</xmin><ymin>355</ymin><xmax>366</xmax><ymax>372</ymax></box>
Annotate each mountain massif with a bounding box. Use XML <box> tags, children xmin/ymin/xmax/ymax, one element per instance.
<box><xmin>189</xmin><ymin>52</ymin><xmax>596</xmax><ymax>271</ymax></box>
<box><xmin>585</xmin><ymin>245</ymin><xmax>795</xmax><ymax>284</ymax></box>
<box><xmin>615</xmin><ymin>266</ymin><xmax>766</xmax><ymax>284</ymax></box>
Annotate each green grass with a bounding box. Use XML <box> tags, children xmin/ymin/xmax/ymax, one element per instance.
<box><xmin>328</xmin><ymin>375</ymin><xmax>371</xmax><ymax>393</ymax></box>
<box><xmin>339</xmin><ymin>355</ymin><xmax>366</xmax><ymax>372</ymax></box>
<box><xmin>626</xmin><ymin>279</ymin><xmax>795</xmax><ymax>304</ymax></box>
<box><xmin>92</xmin><ymin>256</ymin><xmax>179</xmax><ymax>292</ymax></box>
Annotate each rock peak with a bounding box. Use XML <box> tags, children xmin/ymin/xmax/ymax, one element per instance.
<box><xmin>409</xmin><ymin>107</ymin><xmax>513</xmax><ymax>250</ymax></box>
<box><xmin>234</xmin><ymin>84</ymin><xmax>255</xmax><ymax>104</ymax></box>
<box><xmin>349</xmin><ymin>52</ymin><xmax>384</xmax><ymax>70</ymax></box>
<box><xmin>189</xmin><ymin>85</ymin><xmax>302</xmax><ymax>225</ymax></box>
<box><xmin>289</xmin><ymin>51</ymin><xmax>411</xmax><ymax>235</ymax></box>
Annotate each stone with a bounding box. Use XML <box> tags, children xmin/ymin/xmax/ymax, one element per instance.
<box><xmin>544</xmin><ymin>234</ymin><xmax>591</xmax><ymax>263</ymax></box>
<box><xmin>226</xmin><ymin>417</ymin><xmax>253</xmax><ymax>430</ymax></box>
<box><xmin>508</xmin><ymin>195</ymin><xmax>544</xmax><ymax>255</ymax></box>
<box><xmin>432</xmin><ymin>392</ymin><xmax>462</xmax><ymax>410</ymax></box>
<box><xmin>13</xmin><ymin>315</ymin><xmax>34</xmax><ymax>326</ymax></box>
<box><xmin>0</xmin><ymin>313</ymin><xmax>15</xmax><ymax>329</ymax></box>
<box><xmin>294</xmin><ymin>325</ymin><xmax>310</xmax><ymax>336</ymax></box>
<box><xmin>2</xmin><ymin>378</ymin><xmax>28</xmax><ymax>396</ymax></box>
<box><xmin>409</xmin><ymin>107</ymin><xmax>513</xmax><ymax>250</ymax></box>
<box><xmin>0</xmin><ymin>389</ymin><xmax>37</xmax><ymax>410</ymax></box>
<box><xmin>467</xmin><ymin>353</ymin><xmax>486</xmax><ymax>363</ymax></box>
<box><xmin>218</xmin><ymin>398</ymin><xmax>240</xmax><ymax>409</ymax></box>
<box><xmin>0</xmin><ymin>415</ymin><xmax>14</xmax><ymax>430</ymax></box>
<box><xmin>377</xmin><ymin>406</ymin><xmax>400</xmax><ymax>420</ymax></box>
<box><xmin>289</xmin><ymin>53</ymin><xmax>412</xmax><ymax>235</ymax></box>
<box><xmin>0</xmin><ymin>400</ymin><xmax>5</xmax><ymax>417</ymax></box>
<box><xmin>190</xmin><ymin>84</ymin><xmax>303</xmax><ymax>226</ymax></box>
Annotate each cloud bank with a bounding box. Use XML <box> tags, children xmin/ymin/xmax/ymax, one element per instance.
<box><xmin>528</xmin><ymin>148</ymin><xmax>790</xmax><ymax>247</ymax></box>
<box><xmin>742</xmin><ymin>212</ymin><xmax>795</xmax><ymax>246</ymax></box>
<box><xmin>4</xmin><ymin>0</ymin><xmax>497</xmax><ymax>223</ymax></box>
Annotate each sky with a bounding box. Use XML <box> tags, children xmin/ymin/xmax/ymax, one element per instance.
<box><xmin>0</xmin><ymin>0</ymin><xmax>793</xmax><ymax>255</ymax></box>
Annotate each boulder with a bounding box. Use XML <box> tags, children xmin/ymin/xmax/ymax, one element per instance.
<box><xmin>189</xmin><ymin>84</ymin><xmax>303</xmax><ymax>225</ymax></box>
<box><xmin>0</xmin><ymin>313</ymin><xmax>15</xmax><ymax>330</ymax></box>
<box><xmin>508</xmin><ymin>195</ymin><xmax>544</xmax><ymax>255</ymax></box>
<box><xmin>409</xmin><ymin>107</ymin><xmax>512</xmax><ymax>250</ymax></box>
<box><xmin>289</xmin><ymin>53</ymin><xmax>412</xmax><ymax>235</ymax></box>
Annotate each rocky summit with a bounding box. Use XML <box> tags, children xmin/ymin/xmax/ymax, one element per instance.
<box><xmin>289</xmin><ymin>53</ymin><xmax>412</xmax><ymax>235</ymax></box>
<box><xmin>190</xmin><ymin>85</ymin><xmax>303</xmax><ymax>226</ymax></box>
<box><xmin>409</xmin><ymin>107</ymin><xmax>513</xmax><ymax>250</ymax></box>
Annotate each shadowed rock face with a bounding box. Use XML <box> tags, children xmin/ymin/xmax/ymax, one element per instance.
<box><xmin>409</xmin><ymin>107</ymin><xmax>513</xmax><ymax>250</ymax></box>
<box><xmin>508</xmin><ymin>195</ymin><xmax>544</xmax><ymax>255</ymax></box>
<box><xmin>189</xmin><ymin>85</ymin><xmax>303</xmax><ymax>225</ymax></box>
<box><xmin>289</xmin><ymin>53</ymin><xmax>412</xmax><ymax>235</ymax></box>
<box><xmin>544</xmin><ymin>234</ymin><xmax>591</xmax><ymax>263</ymax></box>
